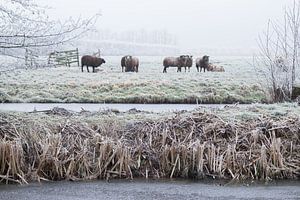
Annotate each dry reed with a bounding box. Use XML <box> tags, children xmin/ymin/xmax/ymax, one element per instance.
<box><xmin>0</xmin><ymin>107</ymin><xmax>299</xmax><ymax>184</ymax></box>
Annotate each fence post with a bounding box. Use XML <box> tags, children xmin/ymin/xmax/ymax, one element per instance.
<box><xmin>65</xmin><ymin>54</ymin><xmax>68</xmax><ymax>67</ymax></box>
<box><xmin>25</xmin><ymin>48</ymin><xmax>28</xmax><ymax>68</ymax></box>
<box><xmin>76</xmin><ymin>48</ymin><xmax>80</xmax><ymax>66</ymax></box>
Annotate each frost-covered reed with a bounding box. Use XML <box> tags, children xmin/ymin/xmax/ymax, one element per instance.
<box><xmin>0</xmin><ymin>105</ymin><xmax>299</xmax><ymax>184</ymax></box>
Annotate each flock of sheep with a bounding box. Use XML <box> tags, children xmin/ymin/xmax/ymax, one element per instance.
<box><xmin>81</xmin><ymin>54</ymin><xmax>225</xmax><ymax>73</ymax></box>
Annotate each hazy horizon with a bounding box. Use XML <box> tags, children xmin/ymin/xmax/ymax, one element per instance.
<box><xmin>40</xmin><ymin>0</ymin><xmax>292</xmax><ymax>54</ymax></box>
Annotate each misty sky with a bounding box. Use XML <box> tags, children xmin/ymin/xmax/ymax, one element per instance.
<box><xmin>40</xmin><ymin>0</ymin><xmax>292</xmax><ymax>51</ymax></box>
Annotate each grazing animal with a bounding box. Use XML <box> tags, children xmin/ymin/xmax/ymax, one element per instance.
<box><xmin>163</xmin><ymin>56</ymin><xmax>186</xmax><ymax>73</ymax></box>
<box><xmin>206</xmin><ymin>63</ymin><xmax>213</xmax><ymax>71</ymax></box>
<box><xmin>216</xmin><ymin>66</ymin><xmax>225</xmax><ymax>72</ymax></box>
<box><xmin>81</xmin><ymin>55</ymin><xmax>106</xmax><ymax>73</ymax></box>
<box><xmin>185</xmin><ymin>55</ymin><xmax>193</xmax><ymax>72</ymax></box>
<box><xmin>196</xmin><ymin>55</ymin><xmax>209</xmax><ymax>72</ymax></box>
<box><xmin>177</xmin><ymin>55</ymin><xmax>193</xmax><ymax>72</ymax></box>
<box><xmin>121</xmin><ymin>55</ymin><xmax>139</xmax><ymax>72</ymax></box>
<box><xmin>121</xmin><ymin>55</ymin><xmax>128</xmax><ymax>72</ymax></box>
<box><xmin>207</xmin><ymin>64</ymin><xmax>225</xmax><ymax>72</ymax></box>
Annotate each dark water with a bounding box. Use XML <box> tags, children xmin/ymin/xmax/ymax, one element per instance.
<box><xmin>0</xmin><ymin>180</ymin><xmax>299</xmax><ymax>200</ymax></box>
<box><xmin>0</xmin><ymin>103</ymin><xmax>244</xmax><ymax>113</ymax></box>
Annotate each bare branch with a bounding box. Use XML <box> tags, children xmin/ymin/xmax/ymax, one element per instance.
<box><xmin>0</xmin><ymin>0</ymin><xmax>100</xmax><ymax>52</ymax></box>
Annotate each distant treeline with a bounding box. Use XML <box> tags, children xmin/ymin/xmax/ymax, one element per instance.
<box><xmin>76</xmin><ymin>40</ymin><xmax>180</xmax><ymax>56</ymax></box>
<box><xmin>86</xmin><ymin>29</ymin><xmax>178</xmax><ymax>46</ymax></box>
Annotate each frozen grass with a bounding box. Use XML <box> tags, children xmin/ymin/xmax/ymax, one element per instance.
<box><xmin>0</xmin><ymin>103</ymin><xmax>299</xmax><ymax>184</ymax></box>
<box><xmin>0</xmin><ymin>56</ymin><xmax>268</xmax><ymax>103</ymax></box>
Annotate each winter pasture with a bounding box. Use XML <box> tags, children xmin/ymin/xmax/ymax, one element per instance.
<box><xmin>0</xmin><ymin>56</ymin><xmax>267</xmax><ymax>104</ymax></box>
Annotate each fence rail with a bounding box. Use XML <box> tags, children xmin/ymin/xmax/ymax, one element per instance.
<box><xmin>25</xmin><ymin>48</ymin><xmax>38</xmax><ymax>68</ymax></box>
<box><xmin>48</xmin><ymin>48</ymin><xmax>79</xmax><ymax>67</ymax></box>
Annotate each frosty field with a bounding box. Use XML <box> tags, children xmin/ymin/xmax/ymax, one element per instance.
<box><xmin>0</xmin><ymin>56</ymin><xmax>267</xmax><ymax>103</ymax></box>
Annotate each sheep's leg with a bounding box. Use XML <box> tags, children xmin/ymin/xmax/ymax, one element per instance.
<box><xmin>93</xmin><ymin>67</ymin><xmax>95</xmax><ymax>73</ymax></box>
<box><xmin>81</xmin><ymin>65</ymin><xmax>84</xmax><ymax>72</ymax></box>
<box><xmin>163</xmin><ymin>67</ymin><xmax>167</xmax><ymax>73</ymax></box>
<box><xmin>87</xmin><ymin>66</ymin><xmax>90</xmax><ymax>73</ymax></box>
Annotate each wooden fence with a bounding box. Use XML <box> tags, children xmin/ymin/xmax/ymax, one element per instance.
<box><xmin>48</xmin><ymin>48</ymin><xmax>79</xmax><ymax>67</ymax></box>
<box><xmin>25</xmin><ymin>48</ymin><xmax>39</xmax><ymax>68</ymax></box>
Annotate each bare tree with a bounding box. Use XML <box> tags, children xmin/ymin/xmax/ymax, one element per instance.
<box><xmin>0</xmin><ymin>0</ymin><xmax>99</xmax><ymax>63</ymax></box>
<box><xmin>255</xmin><ymin>0</ymin><xmax>300</xmax><ymax>102</ymax></box>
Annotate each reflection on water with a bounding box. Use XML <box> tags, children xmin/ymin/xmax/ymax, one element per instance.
<box><xmin>0</xmin><ymin>103</ymin><xmax>243</xmax><ymax>113</ymax></box>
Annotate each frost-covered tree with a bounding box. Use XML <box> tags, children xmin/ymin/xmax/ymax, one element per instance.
<box><xmin>0</xmin><ymin>0</ymin><xmax>99</xmax><ymax>56</ymax></box>
<box><xmin>255</xmin><ymin>0</ymin><xmax>300</xmax><ymax>102</ymax></box>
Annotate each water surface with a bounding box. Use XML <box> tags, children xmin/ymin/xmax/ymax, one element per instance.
<box><xmin>0</xmin><ymin>180</ymin><xmax>299</xmax><ymax>200</ymax></box>
<box><xmin>0</xmin><ymin>103</ymin><xmax>244</xmax><ymax>113</ymax></box>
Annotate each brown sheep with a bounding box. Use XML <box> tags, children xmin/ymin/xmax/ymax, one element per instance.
<box><xmin>81</xmin><ymin>55</ymin><xmax>106</xmax><ymax>73</ymax></box>
<box><xmin>196</xmin><ymin>55</ymin><xmax>210</xmax><ymax>72</ymax></box>
<box><xmin>122</xmin><ymin>55</ymin><xmax>139</xmax><ymax>72</ymax></box>
<box><xmin>185</xmin><ymin>55</ymin><xmax>193</xmax><ymax>72</ymax></box>
<box><xmin>121</xmin><ymin>55</ymin><xmax>128</xmax><ymax>72</ymax></box>
<box><xmin>163</xmin><ymin>56</ymin><xmax>185</xmax><ymax>73</ymax></box>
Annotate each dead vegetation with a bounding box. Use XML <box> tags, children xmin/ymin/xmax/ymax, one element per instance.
<box><xmin>0</xmin><ymin>107</ymin><xmax>299</xmax><ymax>184</ymax></box>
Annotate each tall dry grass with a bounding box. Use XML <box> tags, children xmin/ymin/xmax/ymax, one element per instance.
<box><xmin>0</xmin><ymin>108</ymin><xmax>299</xmax><ymax>184</ymax></box>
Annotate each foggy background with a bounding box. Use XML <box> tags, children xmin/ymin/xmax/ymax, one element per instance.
<box><xmin>40</xmin><ymin>0</ymin><xmax>292</xmax><ymax>55</ymax></box>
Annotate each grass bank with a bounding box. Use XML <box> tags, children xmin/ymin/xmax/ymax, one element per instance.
<box><xmin>0</xmin><ymin>104</ymin><xmax>299</xmax><ymax>184</ymax></box>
